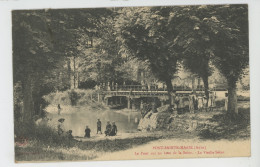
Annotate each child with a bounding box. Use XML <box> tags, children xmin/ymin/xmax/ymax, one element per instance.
<box><xmin>84</xmin><ymin>126</ymin><xmax>91</xmax><ymax>138</ymax></box>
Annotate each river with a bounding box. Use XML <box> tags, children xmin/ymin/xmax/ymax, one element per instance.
<box><xmin>45</xmin><ymin>105</ymin><xmax>141</xmax><ymax>137</ymax></box>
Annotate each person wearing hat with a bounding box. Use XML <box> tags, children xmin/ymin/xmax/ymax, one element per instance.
<box><xmin>97</xmin><ymin>119</ymin><xmax>102</xmax><ymax>134</ymax></box>
<box><xmin>57</xmin><ymin>118</ymin><xmax>65</xmax><ymax>135</ymax></box>
<box><xmin>84</xmin><ymin>126</ymin><xmax>91</xmax><ymax>138</ymax></box>
<box><xmin>105</xmin><ymin>121</ymin><xmax>112</xmax><ymax>136</ymax></box>
<box><xmin>110</xmin><ymin>122</ymin><xmax>117</xmax><ymax>136</ymax></box>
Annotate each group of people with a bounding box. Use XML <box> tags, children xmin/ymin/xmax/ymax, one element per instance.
<box><xmin>57</xmin><ymin>118</ymin><xmax>118</xmax><ymax>139</ymax></box>
<box><xmin>186</xmin><ymin>91</ymin><xmax>216</xmax><ymax>113</ymax></box>
<box><xmin>104</xmin><ymin>121</ymin><xmax>118</xmax><ymax>136</ymax></box>
<box><xmin>57</xmin><ymin>118</ymin><xmax>74</xmax><ymax>140</ymax></box>
<box><xmin>85</xmin><ymin>119</ymin><xmax>118</xmax><ymax>137</ymax></box>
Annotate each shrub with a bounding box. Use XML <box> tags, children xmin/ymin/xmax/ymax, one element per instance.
<box><xmin>68</xmin><ymin>89</ymin><xmax>79</xmax><ymax>106</ymax></box>
<box><xmin>15</xmin><ymin>120</ymin><xmax>76</xmax><ymax>147</ymax></box>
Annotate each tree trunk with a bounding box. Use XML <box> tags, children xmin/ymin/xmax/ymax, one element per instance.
<box><xmin>77</xmin><ymin>72</ymin><xmax>80</xmax><ymax>88</ymax></box>
<box><xmin>198</xmin><ymin>77</ymin><xmax>201</xmax><ymax>91</ymax></box>
<box><xmin>192</xmin><ymin>76</ymin><xmax>195</xmax><ymax>91</ymax></box>
<box><xmin>165</xmin><ymin>78</ymin><xmax>174</xmax><ymax>106</ymax></box>
<box><xmin>22</xmin><ymin>76</ymin><xmax>34</xmax><ymax>122</ymax></box>
<box><xmin>67</xmin><ymin>58</ymin><xmax>71</xmax><ymax>89</ymax></box>
<box><xmin>202</xmin><ymin>75</ymin><xmax>209</xmax><ymax>109</ymax></box>
<box><xmin>227</xmin><ymin>81</ymin><xmax>238</xmax><ymax>115</ymax></box>
<box><xmin>73</xmin><ymin>56</ymin><xmax>76</xmax><ymax>89</ymax></box>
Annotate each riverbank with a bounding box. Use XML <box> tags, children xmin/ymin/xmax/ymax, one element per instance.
<box><xmin>15</xmin><ymin>105</ymin><xmax>250</xmax><ymax>162</ymax></box>
<box><xmin>15</xmin><ymin>91</ymin><xmax>250</xmax><ymax>162</ymax></box>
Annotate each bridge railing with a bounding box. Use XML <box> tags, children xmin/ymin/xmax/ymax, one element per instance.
<box><xmin>103</xmin><ymin>85</ymin><xmax>204</xmax><ymax>92</ymax></box>
<box><xmin>99</xmin><ymin>84</ymin><xmax>208</xmax><ymax>92</ymax></box>
<box><xmin>104</xmin><ymin>85</ymin><xmax>163</xmax><ymax>92</ymax></box>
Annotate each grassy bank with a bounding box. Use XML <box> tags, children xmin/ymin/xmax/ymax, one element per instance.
<box><xmin>15</xmin><ymin>134</ymin><xmax>163</xmax><ymax>162</ymax></box>
<box><xmin>15</xmin><ymin>107</ymin><xmax>250</xmax><ymax>162</ymax></box>
<box><xmin>15</xmin><ymin>93</ymin><xmax>250</xmax><ymax>162</ymax></box>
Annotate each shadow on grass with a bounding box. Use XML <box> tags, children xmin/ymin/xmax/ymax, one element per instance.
<box><xmin>199</xmin><ymin>107</ymin><xmax>250</xmax><ymax>140</ymax></box>
<box><xmin>15</xmin><ymin>145</ymin><xmax>96</xmax><ymax>161</ymax></box>
<box><xmin>15</xmin><ymin>136</ymin><xmax>162</xmax><ymax>162</ymax></box>
<box><xmin>78</xmin><ymin>136</ymin><xmax>162</xmax><ymax>152</ymax></box>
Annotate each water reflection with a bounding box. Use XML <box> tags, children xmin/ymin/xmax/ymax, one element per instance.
<box><xmin>47</xmin><ymin>106</ymin><xmax>141</xmax><ymax>137</ymax></box>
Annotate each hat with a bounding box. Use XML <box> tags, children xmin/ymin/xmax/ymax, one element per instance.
<box><xmin>58</xmin><ymin>118</ymin><xmax>65</xmax><ymax>122</ymax></box>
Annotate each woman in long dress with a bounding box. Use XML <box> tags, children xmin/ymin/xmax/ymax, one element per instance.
<box><xmin>197</xmin><ymin>96</ymin><xmax>204</xmax><ymax>112</ymax></box>
<box><xmin>203</xmin><ymin>96</ymin><xmax>208</xmax><ymax>112</ymax></box>
<box><xmin>188</xmin><ymin>93</ymin><xmax>194</xmax><ymax>114</ymax></box>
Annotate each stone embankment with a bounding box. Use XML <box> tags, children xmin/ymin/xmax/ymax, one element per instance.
<box><xmin>137</xmin><ymin>105</ymin><xmax>223</xmax><ymax>134</ymax></box>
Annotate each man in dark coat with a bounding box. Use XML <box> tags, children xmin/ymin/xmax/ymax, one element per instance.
<box><xmin>110</xmin><ymin>122</ymin><xmax>117</xmax><ymax>136</ymax></box>
<box><xmin>97</xmin><ymin>119</ymin><xmax>102</xmax><ymax>134</ymax></box>
<box><xmin>84</xmin><ymin>126</ymin><xmax>91</xmax><ymax>138</ymax></box>
<box><xmin>105</xmin><ymin>121</ymin><xmax>111</xmax><ymax>136</ymax></box>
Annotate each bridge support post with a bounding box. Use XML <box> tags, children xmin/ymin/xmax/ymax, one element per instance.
<box><xmin>127</xmin><ymin>97</ymin><xmax>131</xmax><ymax>109</ymax></box>
<box><xmin>119</xmin><ymin>97</ymin><xmax>122</xmax><ymax>104</ymax></box>
<box><xmin>97</xmin><ymin>93</ymin><xmax>100</xmax><ymax>102</ymax></box>
<box><xmin>111</xmin><ymin>98</ymin><xmax>114</xmax><ymax>105</ymax></box>
<box><xmin>132</xmin><ymin>98</ymin><xmax>136</xmax><ymax>110</ymax></box>
<box><xmin>106</xmin><ymin>97</ymin><xmax>109</xmax><ymax>105</ymax></box>
<box><xmin>115</xmin><ymin>97</ymin><xmax>118</xmax><ymax>105</ymax></box>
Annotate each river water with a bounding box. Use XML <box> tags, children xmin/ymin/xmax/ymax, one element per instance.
<box><xmin>45</xmin><ymin>105</ymin><xmax>141</xmax><ymax>137</ymax></box>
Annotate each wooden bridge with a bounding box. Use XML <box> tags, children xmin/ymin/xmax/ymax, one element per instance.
<box><xmin>100</xmin><ymin>85</ymin><xmax>206</xmax><ymax>109</ymax></box>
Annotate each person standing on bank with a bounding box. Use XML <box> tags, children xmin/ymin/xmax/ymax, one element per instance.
<box><xmin>224</xmin><ymin>93</ymin><xmax>228</xmax><ymax>111</ymax></box>
<box><xmin>57</xmin><ymin>104</ymin><xmax>61</xmax><ymax>115</ymax></box>
<box><xmin>188</xmin><ymin>93</ymin><xmax>195</xmax><ymax>114</ymax></box>
<box><xmin>178</xmin><ymin>94</ymin><xmax>184</xmax><ymax>113</ymax></box>
<box><xmin>197</xmin><ymin>95</ymin><xmax>204</xmax><ymax>112</ymax></box>
<box><xmin>84</xmin><ymin>126</ymin><xmax>91</xmax><ymax>138</ymax></box>
<box><xmin>105</xmin><ymin>121</ymin><xmax>112</xmax><ymax>136</ymax></box>
<box><xmin>97</xmin><ymin>119</ymin><xmax>102</xmax><ymax>134</ymax></box>
<box><xmin>175</xmin><ymin>95</ymin><xmax>180</xmax><ymax>111</ymax></box>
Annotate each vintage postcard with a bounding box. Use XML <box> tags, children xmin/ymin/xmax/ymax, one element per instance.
<box><xmin>13</xmin><ymin>4</ymin><xmax>250</xmax><ymax>162</ymax></box>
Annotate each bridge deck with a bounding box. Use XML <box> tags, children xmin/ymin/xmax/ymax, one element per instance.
<box><xmin>103</xmin><ymin>90</ymin><xmax>205</xmax><ymax>97</ymax></box>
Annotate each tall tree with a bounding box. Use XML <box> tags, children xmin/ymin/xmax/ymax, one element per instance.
<box><xmin>205</xmin><ymin>5</ymin><xmax>249</xmax><ymax>115</ymax></box>
<box><xmin>116</xmin><ymin>7</ymin><xmax>181</xmax><ymax>104</ymax></box>
<box><xmin>170</xmin><ymin>6</ymin><xmax>215</xmax><ymax>104</ymax></box>
<box><xmin>12</xmin><ymin>8</ymin><xmax>113</xmax><ymax>121</ymax></box>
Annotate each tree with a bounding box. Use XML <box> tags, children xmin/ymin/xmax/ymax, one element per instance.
<box><xmin>167</xmin><ymin>5</ymin><xmax>248</xmax><ymax>114</ymax></box>
<box><xmin>204</xmin><ymin>5</ymin><xmax>249</xmax><ymax>115</ymax></box>
<box><xmin>13</xmin><ymin>10</ymin><xmax>60</xmax><ymax>121</ymax></box>
<box><xmin>169</xmin><ymin>6</ymin><xmax>215</xmax><ymax>105</ymax></box>
<box><xmin>115</xmin><ymin>7</ymin><xmax>181</xmax><ymax>104</ymax></box>
<box><xmin>12</xmin><ymin>8</ymin><xmax>113</xmax><ymax>121</ymax></box>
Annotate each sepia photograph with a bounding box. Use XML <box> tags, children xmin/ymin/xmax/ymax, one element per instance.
<box><xmin>12</xmin><ymin>4</ymin><xmax>250</xmax><ymax>162</ymax></box>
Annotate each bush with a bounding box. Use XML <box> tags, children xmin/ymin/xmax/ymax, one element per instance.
<box><xmin>237</xmin><ymin>95</ymin><xmax>250</xmax><ymax>101</ymax></box>
<box><xmin>215</xmin><ymin>99</ymin><xmax>225</xmax><ymax>107</ymax></box>
<box><xmin>15</xmin><ymin>120</ymin><xmax>77</xmax><ymax>147</ymax></box>
<box><xmin>68</xmin><ymin>89</ymin><xmax>79</xmax><ymax>106</ymax></box>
